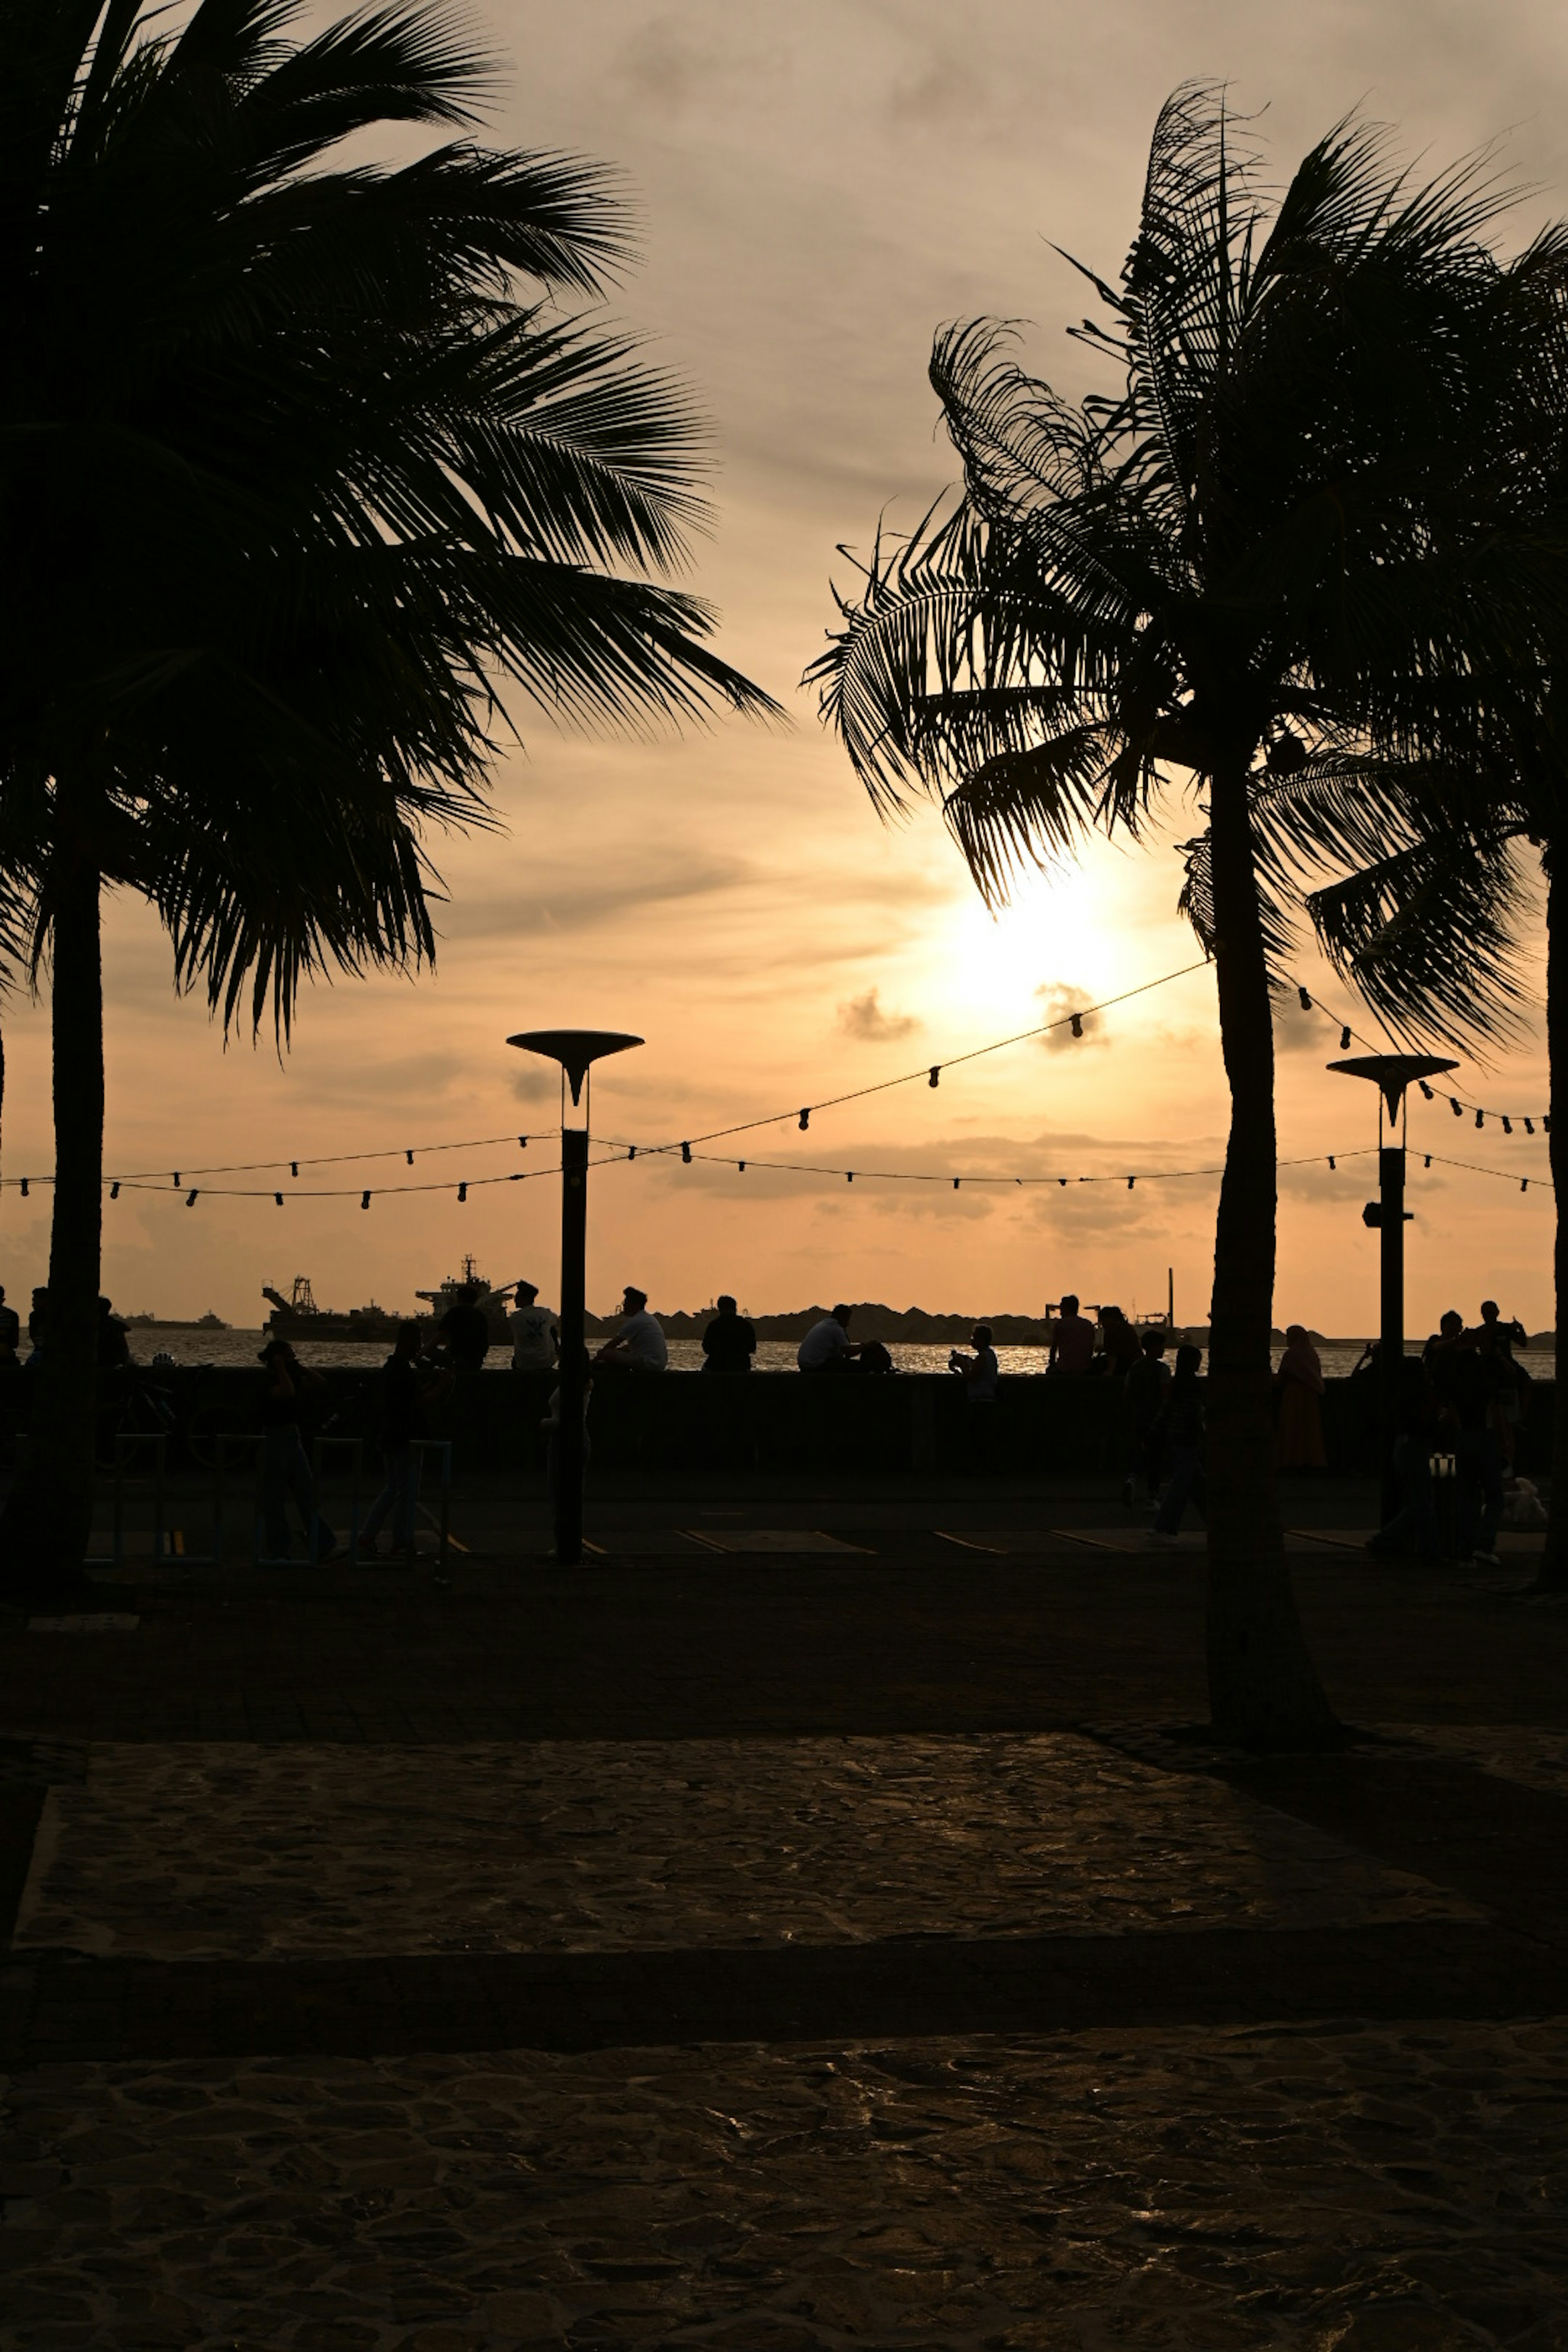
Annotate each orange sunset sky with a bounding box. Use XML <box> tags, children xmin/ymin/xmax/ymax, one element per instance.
<box><xmin>3</xmin><ymin>0</ymin><xmax>1561</xmax><ymax>1336</ymax></box>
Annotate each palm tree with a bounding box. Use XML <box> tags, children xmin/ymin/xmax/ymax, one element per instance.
<box><xmin>808</xmin><ymin>86</ymin><xmax>1543</xmax><ymax>1745</ymax></box>
<box><xmin>0</xmin><ymin>0</ymin><xmax>773</xmax><ymax>1601</ymax></box>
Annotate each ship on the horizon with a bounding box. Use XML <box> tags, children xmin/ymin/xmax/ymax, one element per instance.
<box><xmin>261</xmin><ymin>1260</ymin><xmax>510</xmax><ymax>1344</ymax></box>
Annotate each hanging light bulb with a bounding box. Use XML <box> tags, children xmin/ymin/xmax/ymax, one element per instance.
<box><xmin>953</xmin><ymin>1177</ymin><xmax>960</xmax><ymax>1190</ymax></box>
<box><xmin>406</xmin><ymin>1150</ymin><xmax>414</xmax><ymax>1166</ymax></box>
<box><xmin>457</xmin><ymin>1182</ymin><xmax>467</xmax><ymax>1203</ymax></box>
<box><xmin>799</xmin><ymin>1108</ymin><xmax>810</xmax><ymax>1130</ymax></box>
<box><xmin>1071</xmin><ymin>1013</ymin><xmax>1084</xmax><ymax>1038</ymax></box>
<box><xmin>110</xmin><ymin>1181</ymin><xmax>120</xmax><ymax>1200</ymax></box>
<box><xmin>275</xmin><ymin>1193</ymin><xmax>284</xmax><ymax>1207</ymax></box>
<box><xmin>1328</xmin><ymin>1157</ymin><xmax>1335</xmax><ymax>1171</ymax></box>
<box><xmin>738</xmin><ymin>1161</ymin><xmax>746</xmax><ymax>1173</ymax></box>
<box><xmin>18</xmin><ymin>1179</ymin><xmax>26</xmax><ymax>1197</ymax></box>
<box><xmin>1339</xmin><ymin>1027</ymin><xmax>1351</xmax><ymax>1051</ymax></box>
<box><xmin>1526</xmin><ymin>1119</ymin><xmax>1535</xmax><ymax>1136</ymax></box>
<box><xmin>185</xmin><ymin>1190</ymin><xmax>198</xmax><ymax>1207</ymax></box>
<box><xmin>846</xmin><ymin>1170</ymin><xmax>854</xmax><ymax>1184</ymax></box>
<box><xmin>682</xmin><ymin>1142</ymin><xmax>692</xmax><ymax>1163</ymax></box>
<box><xmin>1476</xmin><ymin>1109</ymin><xmax>1484</xmax><ymax>1129</ymax></box>
<box><xmin>1419</xmin><ymin>1082</ymin><xmax>1433</xmax><ymax>1100</ymax></box>
<box><xmin>929</xmin><ymin>1067</ymin><xmax>940</xmax><ymax>1087</ymax></box>
<box><xmin>1503</xmin><ymin>1117</ymin><xmax>1513</xmax><ymax>1135</ymax></box>
<box><xmin>1297</xmin><ymin>986</ymin><xmax>1312</xmax><ymax>1011</ymax></box>
<box><xmin>361</xmin><ymin>1191</ymin><xmax>371</xmax><ymax>1210</ymax></box>
<box><xmin>1450</xmin><ymin>1099</ymin><xmax>1463</xmax><ymax>1118</ymax></box>
<box><xmin>291</xmin><ymin>1161</ymin><xmax>299</xmax><ymax>1178</ymax></box>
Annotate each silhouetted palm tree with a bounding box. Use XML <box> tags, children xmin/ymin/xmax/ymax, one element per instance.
<box><xmin>809</xmin><ymin>85</ymin><xmax>1551</xmax><ymax>1744</ymax></box>
<box><xmin>0</xmin><ymin>0</ymin><xmax>772</xmax><ymax>1597</ymax></box>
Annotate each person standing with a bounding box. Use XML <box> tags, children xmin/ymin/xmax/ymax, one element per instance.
<box><xmin>949</xmin><ymin>1323</ymin><xmax>1000</xmax><ymax>1470</ymax></box>
<box><xmin>1097</xmin><ymin>1305</ymin><xmax>1141</xmax><ymax>1380</ymax></box>
<box><xmin>508</xmin><ymin>1281</ymin><xmax>557</xmax><ymax>1373</ymax></box>
<box><xmin>0</xmin><ymin>1287</ymin><xmax>19</xmax><ymax>1358</ymax></box>
<box><xmin>1122</xmin><ymin>1327</ymin><xmax>1171</xmax><ymax>1506</ymax></box>
<box><xmin>1475</xmin><ymin>1298</ymin><xmax>1529</xmax><ymax>1474</ymax></box>
<box><xmin>257</xmin><ymin>1339</ymin><xmax>337</xmax><ymax>1563</ymax></box>
<box><xmin>702</xmin><ymin>1296</ymin><xmax>757</xmax><ymax>1374</ymax></box>
<box><xmin>360</xmin><ymin>1323</ymin><xmax>450</xmax><ymax>1563</ymax></box>
<box><xmin>1047</xmin><ymin>1294</ymin><xmax>1096</xmax><ymax>1376</ymax></box>
<box><xmin>1274</xmin><ymin>1324</ymin><xmax>1327</xmax><ymax>1470</ymax></box>
<box><xmin>1149</xmin><ymin>1344</ymin><xmax>1206</xmax><ymax>1540</ymax></box>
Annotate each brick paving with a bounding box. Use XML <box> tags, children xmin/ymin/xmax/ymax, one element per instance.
<box><xmin>2</xmin><ymin>1469</ymin><xmax>1568</xmax><ymax>2345</ymax></box>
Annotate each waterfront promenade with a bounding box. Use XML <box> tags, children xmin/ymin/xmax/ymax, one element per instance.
<box><xmin>2</xmin><ymin>1464</ymin><xmax>1566</xmax><ymax>2346</ymax></box>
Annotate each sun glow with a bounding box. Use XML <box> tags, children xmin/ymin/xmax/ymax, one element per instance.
<box><xmin>936</xmin><ymin>863</ymin><xmax>1121</xmax><ymax>1029</ymax></box>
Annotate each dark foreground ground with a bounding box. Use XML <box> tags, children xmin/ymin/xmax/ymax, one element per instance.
<box><xmin>2</xmin><ymin>1466</ymin><xmax>1566</xmax><ymax>2348</ymax></box>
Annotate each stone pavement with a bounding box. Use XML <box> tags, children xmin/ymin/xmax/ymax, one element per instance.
<box><xmin>3</xmin><ymin>1469</ymin><xmax>1568</xmax><ymax>2347</ymax></box>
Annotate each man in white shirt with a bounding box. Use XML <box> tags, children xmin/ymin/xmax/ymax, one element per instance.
<box><xmin>797</xmin><ymin>1304</ymin><xmax>865</xmax><ymax>1372</ymax></box>
<box><xmin>508</xmin><ymin>1281</ymin><xmax>557</xmax><ymax>1373</ymax></box>
<box><xmin>595</xmin><ymin>1285</ymin><xmax>668</xmax><ymax>1372</ymax></box>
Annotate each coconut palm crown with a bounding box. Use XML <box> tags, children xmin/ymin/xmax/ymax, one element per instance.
<box><xmin>808</xmin><ymin>84</ymin><xmax>1555</xmax><ymax>1743</ymax></box>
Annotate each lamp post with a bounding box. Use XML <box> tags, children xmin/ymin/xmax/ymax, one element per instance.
<box><xmin>506</xmin><ymin>1028</ymin><xmax>643</xmax><ymax>1564</ymax></box>
<box><xmin>1327</xmin><ymin>1051</ymin><xmax>1457</xmax><ymax>1520</ymax></box>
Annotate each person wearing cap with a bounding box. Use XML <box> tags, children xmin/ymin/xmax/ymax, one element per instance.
<box><xmin>594</xmin><ymin>1285</ymin><xmax>668</xmax><ymax>1372</ymax></box>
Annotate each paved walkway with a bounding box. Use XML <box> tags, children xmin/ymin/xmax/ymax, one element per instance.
<box><xmin>4</xmin><ymin>1471</ymin><xmax>1567</xmax><ymax>2346</ymax></box>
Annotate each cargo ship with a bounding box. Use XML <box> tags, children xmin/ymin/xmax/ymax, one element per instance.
<box><xmin>261</xmin><ymin>1260</ymin><xmax>510</xmax><ymax>1345</ymax></box>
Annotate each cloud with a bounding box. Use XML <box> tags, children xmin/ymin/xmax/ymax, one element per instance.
<box><xmin>1036</xmin><ymin>982</ymin><xmax>1107</xmax><ymax>1053</ymax></box>
<box><xmin>446</xmin><ymin>851</ymin><xmax>753</xmax><ymax>942</ymax></box>
<box><xmin>837</xmin><ymin>987</ymin><xmax>920</xmax><ymax>1042</ymax></box>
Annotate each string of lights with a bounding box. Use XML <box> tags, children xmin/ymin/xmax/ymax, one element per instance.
<box><xmin>1293</xmin><ymin>984</ymin><xmax>1552</xmax><ymax>1136</ymax></box>
<box><xmin>590</xmin><ymin>1136</ymin><xmax>1378</xmax><ymax>1189</ymax></box>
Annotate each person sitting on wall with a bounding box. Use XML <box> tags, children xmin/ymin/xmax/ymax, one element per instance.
<box><xmin>797</xmin><ymin>1303</ymin><xmax>866</xmax><ymax>1372</ymax></box>
<box><xmin>702</xmin><ymin>1295</ymin><xmax>757</xmax><ymax>1374</ymax></box>
<box><xmin>1047</xmin><ymin>1294</ymin><xmax>1096</xmax><ymax>1376</ymax></box>
<box><xmin>438</xmin><ymin>1283</ymin><xmax>491</xmax><ymax>1373</ymax></box>
<box><xmin>595</xmin><ymin>1285</ymin><xmax>668</xmax><ymax>1372</ymax></box>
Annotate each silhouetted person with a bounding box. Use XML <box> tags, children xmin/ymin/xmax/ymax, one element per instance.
<box><xmin>1274</xmin><ymin>1324</ymin><xmax>1327</xmax><ymax>1469</ymax></box>
<box><xmin>702</xmin><ymin>1295</ymin><xmax>756</xmax><ymax>1374</ymax></box>
<box><xmin>1428</xmin><ymin>1321</ymin><xmax>1503</xmax><ymax>1566</ymax></box>
<box><xmin>1047</xmin><ymin>1294</ymin><xmax>1095</xmax><ymax>1376</ymax></box>
<box><xmin>507</xmin><ymin>1280</ymin><xmax>557</xmax><ymax>1373</ymax></box>
<box><xmin>26</xmin><ymin>1286</ymin><xmax>48</xmax><ymax>1360</ymax></box>
<box><xmin>1097</xmin><ymin>1305</ymin><xmax>1140</xmax><ymax>1380</ymax></box>
<box><xmin>1367</xmin><ymin>1355</ymin><xmax>1439</xmax><ymax>1559</ymax></box>
<box><xmin>96</xmin><ymin>1296</ymin><xmax>131</xmax><ymax>1373</ymax></box>
<box><xmin>257</xmin><ymin>1339</ymin><xmax>337</xmax><ymax>1563</ymax></box>
<box><xmin>438</xmin><ymin>1282</ymin><xmax>491</xmax><ymax>1372</ymax></box>
<box><xmin>1122</xmin><ymin>1327</ymin><xmax>1171</xmax><ymax>1506</ymax></box>
<box><xmin>950</xmin><ymin>1323</ymin><xmax>999</xmax><ymax>1469</ymax></box>
<box><xmin>361</xmin><ymin>1322</ymin><xmax>450</xmax><ymax>1563</ymax></box>
<box><xmin>0</xmin><ymin>1286</ymin><xmax>19</xmax><ymax>1358</ymax></box>
<box><xmin>543</xmin><ymin>1347</ymin><xmax>594</xmax><ymax>1505</ymax></box>
<box><xmin>1149</xmin><ymin>1343</ymin><xmax>1205</xmax><ymax>1539</ymax></box>
<box><xmin>595</xmin><ymin>1285</ymin><xmax>668</xmax><ymax>1371</ymax></box>
<box><xmin>798</xmin><ymin>1303</ymin><xmax>865</xmax><ymax>1372</ymax></box>
<box><xmin>1476</xmin><ymin>1297</ymin><xmax>1529</xmax><ymax>1472</ymax></box>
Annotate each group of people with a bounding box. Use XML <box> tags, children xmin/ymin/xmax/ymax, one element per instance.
<box><xmin>1368</xmin><ymin>1301</ymin><xmax>1532</xmax><ymax>1566</ymax></box>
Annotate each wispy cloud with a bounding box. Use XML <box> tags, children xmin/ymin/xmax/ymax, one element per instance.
<box><xmin>837</xmin><ymin>987</ymin><xmax>920</xmax><ymax>1042</ymax></box>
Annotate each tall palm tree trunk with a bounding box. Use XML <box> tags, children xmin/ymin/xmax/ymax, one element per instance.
<box><xmin>1203</xmin><ymin>762</ymin><xmax>1340</xmax><ymax>1745</ymax></box>
<box><xmin>0</xmin><ymin>849</ymin><xmax>103</xmax><ymax>1608</ymax></box>
<box><xmin>1541</xmin><ymin>851</ymin><xmax>1568</xmax><ymax>1592</ymax></box>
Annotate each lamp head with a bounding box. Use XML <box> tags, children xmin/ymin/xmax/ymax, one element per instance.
<box><xmin>506</xmin><ymin>1028</ymin><xmax>643</xmax><ymax>1107</ymax></box>
<box><xmin>1327</xmin><ymin>1052</ymin><xmax>1458</xmax><ymax>1125</ymax></box>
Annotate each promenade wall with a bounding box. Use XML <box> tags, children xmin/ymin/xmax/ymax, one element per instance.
<box><xmin>127</xmin><ymin>1368</ymin><xmax>1557</xmax><ymax>1481</ymax></box>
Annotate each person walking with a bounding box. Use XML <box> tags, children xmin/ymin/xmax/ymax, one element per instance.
<box><xmin>360</xmin><ymin>1323</ymin><xmax>450</xmax><ymax>1564</ymax></box>
<box><xmin>702</xmin><ymin>1296</ymin><xmax>757</xmax><ymax>1373</ymax></box>
<box><xmin>1149</xmin><ymin>1344</ymin><xmax>1205</xmax><ymax>1541</ymax></box>
<box><xmin>1274</xmin><ymin>1324</ymin><xmax>1327</xmax><ymax>1469</ymax></box>
<box><xmin>257</xmin><ymin>1339</ymin><xmax>337</xmax><ymax>1563</ymax></box>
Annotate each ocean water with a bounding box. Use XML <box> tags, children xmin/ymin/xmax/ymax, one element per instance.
<box><xmin>127</xmin><ymin>1328</ymin><xmax>1381</xmax><ymax>1380</ymax></box>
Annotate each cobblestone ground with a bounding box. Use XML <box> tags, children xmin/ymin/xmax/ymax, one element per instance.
<box><xmin>14</xmin><ymin>1737</ymin><xmax>1474</xmax><ymax>1960</ymax></box>
<box><xmin>4</xmin><ymin>2022</ymin><xmax>1567</xmax><ymax>2350</ymax></box>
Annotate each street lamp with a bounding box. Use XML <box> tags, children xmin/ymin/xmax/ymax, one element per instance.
<box><xmin>1327</xmin><ymin>1050</ymin><xmax>1457</xmax><ymax>1520</ymax></box>
<box><xmin>506</xmin><ymin>1028</ymin><xmax>643</xmax><ymax>1563</ymax></box>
